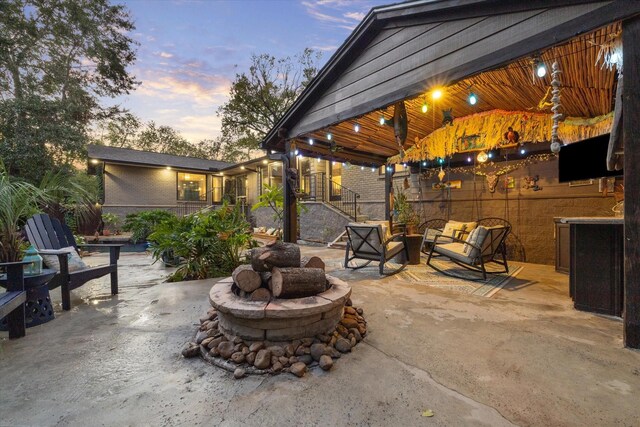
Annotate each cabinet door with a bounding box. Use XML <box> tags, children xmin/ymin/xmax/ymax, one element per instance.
<box><xmin>555</xmin><ymin>222</ymin><xmax>570</xmax><ymax>273</ymax></box>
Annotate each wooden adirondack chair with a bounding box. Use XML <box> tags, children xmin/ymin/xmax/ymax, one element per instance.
<box><xmin>0</xmin><ymin>261</ymin><xmax>28</xmax><ymax>339</ymax></box>
<box><xmin>24</xmin><ymin>214</ymin><xmax>122</xmax><ymax>311</ymax></box>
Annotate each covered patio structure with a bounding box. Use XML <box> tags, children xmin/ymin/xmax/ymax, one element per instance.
<box><xmin>261</xmin><ymin>0</ymin><xmax>640</xmax><ymax>348</ymax></box>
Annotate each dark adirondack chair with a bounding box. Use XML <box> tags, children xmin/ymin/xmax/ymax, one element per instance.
<box><xmin>24</xmin><ymin>214</ymin><xmax>122</xmax><ymax>311</ymax></box>
<box><xmin>0</xmin><ymin>261</ymin><xmax>28</xmax><ymax>339</ymax></box>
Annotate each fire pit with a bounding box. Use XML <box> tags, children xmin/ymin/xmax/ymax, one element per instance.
<box><xmin>183</xmin><ymin>241</ymin><xmax>367</xmax><ymax>378</ymax></box>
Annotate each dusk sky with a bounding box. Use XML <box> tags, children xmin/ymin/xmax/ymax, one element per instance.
<box><xmin>112</xmin><ymin>0</ymin><xmax>391</xmax><ymax>143</ymax></box>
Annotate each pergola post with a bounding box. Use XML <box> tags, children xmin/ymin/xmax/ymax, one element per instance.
<box><xmin>384</xmin><ymin>166</ymin><xmax>394</xmax><ymax>227</ymax></box>
<box><xmin>283</xmin><ymin>140</ymin><xmax>298</xmax><ymax>243</ymax></box>
<box><xmin>623</xmin><ymin>16</ymin><xmax>640</xmax><ymax>349</ymax></box>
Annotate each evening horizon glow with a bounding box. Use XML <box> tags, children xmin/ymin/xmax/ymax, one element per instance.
<box><xmin>109</xmin><ymin>0</ymin><xmax>387</xmax><ymax>143</ymax></box>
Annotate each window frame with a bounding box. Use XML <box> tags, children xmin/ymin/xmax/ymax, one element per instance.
<box><xmin>176</xmin><ymin>171</ymin><xmax>208</xmax><ymax>202</ymax></box>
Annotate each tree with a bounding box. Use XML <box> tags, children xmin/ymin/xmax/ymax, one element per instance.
<box><xmin>218</xmin><ymin>48</ymin><xmax>321</xmax><ymax>157</ymax></box>
<box><xmin>0</xmin><ymin>0</ymin><xmax>138</xmax><ymax>182</ymax></box>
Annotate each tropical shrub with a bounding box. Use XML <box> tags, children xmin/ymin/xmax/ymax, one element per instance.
<box><xmin>101</xmin><ymin>212</ymin><xmax>120</xmax><ymax>233</ymax></box>
<box><xmin>148</xmin><ymin>203</ymin><xmax>257</xmax><ymax>282</ymax></box>
<box><xmin>122</xmin><ymin>209</ymin><xmax>176</xmax><ymax>243</ymax></box>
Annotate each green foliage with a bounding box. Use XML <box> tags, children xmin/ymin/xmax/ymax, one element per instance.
<box><xmin>251</xmin><ymin>183</ymin><xmax>308</xmax><ymax>229</ymax></box>
<box><xmin>0</xmin><ymin>164</ymin><xmax>51</xmax><ymax>262</ymax></box>
<box><xmin>38</xmin><ymin>170</ymin><xmax>99</xmax><ymax>228</ymax></box>
<box><xmin>101</xmin><ymin>212</ymin><xmax>120</xmax><ymax>232</ymax></box>
<box><xmin>0</xmin><ymin>0</ymin><xmax>138</xmax><ymax>182</ymax></box>
<box><xmin>122</xmin><ymin>210</ymin><xmax>176</xmax><ymax>243</ymax></box>
<box><xmin>394</xmin><ymin>187</ymin><xmax>419</xmax><ymax>226</ymax></box>
<box><xmin>218</xmin><ymin>49</ymin><xmax>321</xmax><ymax>156</ymax></box>
<box><xmin>148</xmin><ymin>203</ymin><xmax>257</xmax><ymax>282</ymax></box>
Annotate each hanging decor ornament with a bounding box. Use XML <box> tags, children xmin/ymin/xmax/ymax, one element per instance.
<box><xmin>437</xmin><ymin>167</ymin><xmax>446</xmax><ymax>182</ymax></box>
<box><xmin>550</xmin><ymin>61</ymin><xmax>563</xmax><ymax>154</ymax></box>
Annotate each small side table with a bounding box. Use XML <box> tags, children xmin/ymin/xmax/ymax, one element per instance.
<box><xmin>1</xmin><ymin>268</ymin><xmax>57</xmax><ymax>329</ymax></box>
<box><xmin>404</xmin><ymin>234</ymin><xmax>423</xmax><ymax>265</ymax></box>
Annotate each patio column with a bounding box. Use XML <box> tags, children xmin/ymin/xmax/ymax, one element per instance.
<box><xmin>283</xmin><ymin>140</ymin><xmax>298</xmax><ymax>243</ymax></box>
<box><xmin>385</xmin><ymin>166</ymin><xmax>394</xmax><ymax>227</ymax></box>
<box><xmin>623</xmin><ymin>16</ymin><xmax>640</xmax><ymax>349</ymax></box>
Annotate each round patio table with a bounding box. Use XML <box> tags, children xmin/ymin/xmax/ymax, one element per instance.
<box><xmin>0</xmin><ymin>269</ymin><xmax>57</xmax><ymax>329</ymax></box>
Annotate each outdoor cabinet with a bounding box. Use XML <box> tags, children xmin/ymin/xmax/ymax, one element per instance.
<box><xmin>554</xmin><ymin>218</ymin><xmax>570</xmax><ymax>274</ymax></box>
<box><xmin>565</xmin><ymin>218</ymin><xmax>624</xmax><ymax>317</ymax></box>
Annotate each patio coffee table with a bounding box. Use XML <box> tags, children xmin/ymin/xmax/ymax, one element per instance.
<box><xmin>1</xmin><ymin>268</ymin><xmax>56</xmax><ymax>329</ymax></box>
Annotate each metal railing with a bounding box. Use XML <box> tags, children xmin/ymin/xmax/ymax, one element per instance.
<box><xmin>327</xmin><ymin>180</ymin><xmax>359</xmax><ymax>220</ymax></box>
<box><xmin>174</xmin><ymin>201</ymin><xmax>209</xmax><ymax>217</ymax></box>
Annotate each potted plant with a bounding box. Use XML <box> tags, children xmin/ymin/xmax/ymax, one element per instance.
<box><xmin>101</xmin><ymin>212</ymin><xmax>120</xmax><ymax>236</ymax></box>
<box><xmin>394</xmin><ymin>187</ymin><xmax>420</xmax><ymax>235</ymax></box>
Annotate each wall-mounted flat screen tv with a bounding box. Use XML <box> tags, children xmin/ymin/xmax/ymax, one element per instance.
<box><xmin>558</xmin><ymin>133</ymin><xmax>622</xmax><ymax>183</ymax></box>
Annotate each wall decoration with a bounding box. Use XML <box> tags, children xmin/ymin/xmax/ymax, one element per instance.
<box><xmin>432</xmin><ymin>181</ymin><xmax>461</xmax><ymax>190</ymax></box>
<box><xmin>448</xmin><ymin>180</ymin><xmax>462</xmax><ymax>189</ymax></box>
<box><xmin>457</xmin><ymin>134</ymin><xmax>484</xmax><ymax>152</ymax></box>
<box><xmin>599</xmin><ymin>177</ymin><xmax>615</xmax><ymax>194</ymax></box>
<box><xmin>505</xmin><ymin>176</ymin><xmax>516</xmax><ymax>189</ymax></box>
<box><xmin>442</xmin><ymin>109</ymin><xmax>454</xmax><ymax>127</ymax></box>
<box><xmin>569</xmin><ymin>179</ymin><xmax>594</xmax><ymax>187</ymax></box>
<box><xmin>503</xmin><ymin>127</ymin><xmax>520</xmax><ymax>144</ymax></box>
<box><xmin>550</xmin><ymin>61</ymin><xmax>563</xmax><ymax>154</ymax></box>
<box><xmin>523</xmin><ymin>175</ymin><xmax>542</xmax><ymax>191</ymax></box>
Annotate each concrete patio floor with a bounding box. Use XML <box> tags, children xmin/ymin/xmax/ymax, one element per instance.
<box><xmin>1</xmin><ymin>247</ymin><xmax>639</xmax><ymax>426</ymax></box>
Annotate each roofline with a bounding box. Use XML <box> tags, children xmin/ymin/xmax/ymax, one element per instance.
<box><xmin>261</xmin><ymin>0</ymin><xmax>616</xmax><ymax>150</ymax></box>
<box><xmin>95</xmin><ymin>159</ymin><xmax>221</xmax><ymax>173</ymax></box>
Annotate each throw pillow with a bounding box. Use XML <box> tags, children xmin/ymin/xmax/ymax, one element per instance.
<box><xmin>440</xmin><ymin>221</ymin><xmax>466</xmax><ymax>242</ymax></box>
<box><xmin>41</xmin><ymin>246</ymin><xmax>88</xmax><ymax>273</ymax></box>
<box><xmin>463</xmin><ymin>226</ymin><xmax>489</xmax><ymax>258</ymax></box>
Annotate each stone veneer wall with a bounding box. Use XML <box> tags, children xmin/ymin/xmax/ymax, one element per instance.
<box><xmin>299</xmin><ymin>202</ymin><xmax>351</xmax><ymax>243</ymax></box>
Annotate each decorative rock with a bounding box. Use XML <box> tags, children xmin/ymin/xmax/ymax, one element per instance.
<box><xmin>290</xmin><ymin>362</ymin><xmax>307</xmax><ymax>377</ymax></box>
<box><xmin>356</xmin><ymin>307</ymin><xmax>364</xmax><ymax>315</ymax></box>
<box><xmin>271</xmin><ymin>356</ymin><xmax>279</xmax><ymax>365</ymax></box>
<box><xmin>284</xmin><ymin>344</ymin><xmax>295</xmax><ymax>357</ymax></box>
<box><xmin>233</xmin><ymin>337</ymin><xmax>243</xmax><ymax>344</ymax></box>
<box><xmin>267</xmin><ymin>346</ymin><xmax>285</xmax><ymax>357</ymax></box>
<box><xmin>200</xmin><ymin>314</ymin><xmax>211</xmax><ymax>324</ymax></box>
<box><xmin>295</xmin><ymin>346</ymin><xmax>307</xmax><ymax>357</ymax></box>
<box><xmin>346</xmin><ymin>298</ymin><xmax>353</xmax><ymax>306</ymax></box>
<box><xmin>357</xmin><ymin>324</ymin><xmax>366</xmax><ymax>336</ymax></box>
<box><xmin>218</xmin><ymin>341</ymin><xmax>236</xmax><ymax>359</ymax></box>
<box><xmin>246</xmin><ymin>351</ymin><xmax>256</xmax><ymax>365</ymax></box>
<box><xmin>297</xmin><ymin>354</ymin><xmax>313</xmax><ymax>365</ymax></box>
<box><xmin>254</xmin><ymin>349</ymin><xmax>272</xmax><ymax>369</ymax></box>
<box><xmin>249</xmin><ymin>342</ymin><xmax>265</xmax><ymax>352</ymax></box>
<box><xmin>231</xmin><ymin>352</ymin><xmax>246</xmax><ymax>364</ymax></box>
<box><xmin>209</xmin><ymin>320</ymin><xmax>219</xmax><ymax>329</ymax></box>
<box><xmin>350</xmin><ymin>336</ymin><xmax>357</xmax><ymax>347</ymax></box>
<box><xmin>310</xmin><ymin>343</ymin><xmax>326</xmax><ymax>361</ymax></box>
<box><xmin>207</xmin><ymin>328</ymin><xmax>220</xmax><ymax>338</ymax></box>
<box><xmin>344</xmin><ymin>306</ymin><xmax>356</xmax><ymax>315</ymax></box>
<box><xmin>319</xmin><ymin>355</ymin><xmax>333</xmax><ymax>371</ymax></box>
<box><xmin>301</xmin><ymin>337</ymin><xmax>315</xmax><ymax>346</ymax></box>
<box><xmin>195</xmin><ymin>330</ymin><xmax>208</xmax><ymax>344</ymax></box>
<box><xmin>317</xmin><ymin>334</ymin><xmax>331</xmax><ymax>343</ymax></box>
<box><xmin>341</xmin><ymin>317</ymin><xmax>359</xmax><ymax>329</ymax></box>
<box><xmin>336</xmin><ymin>325</ymin><xmax>349</xmax><ymax>338</ymax></box>
<box><xmin>279</xmin><ymin>356</ymin><xmax>289</xmax><ymax>366</ymax></box>
<box><xmin>201</xmin><ymin>337</ymin><xmax>215</xmax><ymax>347</ymax></box>
<box><xmin>288</xmin><ymin>356</ymin><xmax>298</xmax><ymax>365</ymax></box>
<box><xmin>335</xmin><ymin>337</ymin><xmax>352</xmax><ymax>353</ymax></box>
<box><xmin>182</xmin><ymin>342</ymin><xmax>199</xmax><ymax>358</ymax></box>
<box><xmin>207</xmin><ymin>337</ymin><xmax>224</xmax><ymax>349</ymax></box>
<box><xmin>272</xmin><ymin>361</ymin><xmax>283</xmax><ymax>373</ymax></box>
<box><xmin>233</xmin><ymin>343</ymin><xmax>243</xmax><ymax>352</ymax></box>
<box><xmin>234</xmin><ymin>368</ymin><xmax>246</xmax><ymax>379</ymax></box>
<box><xmin>349</xmin><ymin>328</ymin><xmax>362</xmax><ymax>342</ymax></box>
<box><xmin>326</xmin><ymin>347</ymin><xmax>341</xmax><ymax>358</ymax></box>
<box><xmin>241</xmin><ymin>346</ymin><xmax>250</xmax><ymax>355</ymax></box>
<box><xmin>209</xmin><ymin>346</ymin><xmax>220</xmax><ymax>357</ymax></box>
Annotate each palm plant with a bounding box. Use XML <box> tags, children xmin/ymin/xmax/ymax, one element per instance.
<box><xmin>38</xmin><ymin>170</ymin><xmax>99</xmax><ymax>229</ymax></box>
<box><xmin>0</xmin><ymin>165</ymin><xmax>49</xmax><ymax>262</ymax></box>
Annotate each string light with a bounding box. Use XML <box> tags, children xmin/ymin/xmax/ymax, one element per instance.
<box><xmin>371</xmin><ymin>166</ymin><xmax>376</xmax><ymax>172</ymax></box>
<box><xmin>354</xmin><ymin>121</ymin><xmax>360</xmax><ymax>133</ymax></box>
<box><xmin>520</xmin><ymin>148</ymin><xmax>526</xmax><ymax>155</ymax></box>
<box><xmin>468</xmin><ymin>92</ymin><xmax>478</xmax><ymax>105</ymax></box>
<box><xmin>533</xmin><ymin>56</ymin><xmax>547</xmax><ymax>78</ymax></box>
<box><xmin>360</xmin><ymin>166</ymin><xmax>364</xmax><ymax>170</ymax></box>
<box><xmin>308</xmin><ymin>138</ymin><xmax>314</xmax><ymax>145</ymax></box>
<box><xmin>317</xmin><ymin>157</ymin><xmax>321</xmax><ymax>162</ymax></box>
<box><xmin>294</xmin><ymin>149</ymin><xmax>299</xmax><ymax>155</ymax></box>
<box><xmin>432</xmin><ymin>89</ymin><xmax>443</xmax><ymax>100</ymax></box>
<box><xmin>467</xmin><ymin>156</ymin><xmax>472</xmax><ymax>163</ymax></box>
<box><xmin>422</xmin><ymin>161</ymin><xmax>427</xmax><ymax>166</ymax></box>
<box><xmin>327</xmin><ymin>132</ymin><xmax>332</xmax><ymax>140</ymax></box>
<box><xmin>421</xmin><ymin>95</ymin><xmax>429</xmax><ymax>113</ymax></box>
<box><xmin>379</xmin><ymin>115</ymin><xmax>386</xmax><ymax>126</ymax></box>
<box><xmin>477</xmin><ymin>151</ymin><xmax>489</xmax><ymax>163</ymax></box>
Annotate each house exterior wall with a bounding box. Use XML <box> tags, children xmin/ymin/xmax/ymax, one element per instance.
<box><xmin>103</xmin><ymin>163</ymin><xmax>211</xmax><ymax>219</ymax></box>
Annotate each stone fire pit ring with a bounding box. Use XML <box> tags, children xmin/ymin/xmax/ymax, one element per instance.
<box><xmin>209</xmin><ymin>275</ymin><xmax>351</xmax><ymax>342</ymax></box>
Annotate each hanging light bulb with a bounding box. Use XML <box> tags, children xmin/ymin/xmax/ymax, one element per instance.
<box><xmin>327</xmin><ymin>132</ymin><xmax>332</xmax><ymax>140</ymax></box>
<box><xmin>432</xmin><ymin>89</ymin><xmax>443</xmax><ymax>100</ymax></box>
<box><xmin>534</xmin><ymin>57</ymin><xmax>547</xmax><ymax>78</ymax></box>
<box><xmin>294</xmin><ymin>149</ymin><xmax>299</xmax><ymax>155</ymax></box>
<box><xmin>477</xmin><ymin>151</ymin><xmax>488</xmax><ymax>163</ymax></box>
<box><xmin>468</xmin><ymin>92</ymin><xmax>478</xmax><ymax>106</ymax></box>
<box><xmin>520</xmin><ymin>147</ymin><xmax>527</xmax><ymax>155</ymax></box>
<box><xmin>421</xmin><ymin>96</ymin><xmax>428</xmax><ymax>113</ymax></box>
<box><xmin>354</xmin><ymin>121</ymin><xmax>360</xmax><ymax>133</ymax></box>
<box><xmin>467</xmin><ymin>156</ymin><xmax>472</xmax><ymax>163</ymax></box>
<box><xmin>422</xmin><ymin>161</ymin><xmax>427</xmax><ymax>166</ymax></box>
<box><xmin>317</xmin><ymin>157</ymin><xmax>321</xmax><ymax>162</ymax></box>
<box><xmin>371</xmin><ymin>166</ymin><xmax>376</xmax><ymax>172</ymax></box>
<box><xmin>379</xmin><ymin>115</ymin><xmax>386</xmax><ymax>126</ymax></box>
<box><xmin>488</xmin><ymin>152</ymin><xmax>494</xmax><ymax>159</ymax></box>
<box><xmin>360</xmin><ymin>165</ymin><xmax>364</xmax><ymax>170</ymax></box>
<box><xmin>308</xmin><ymin>138</ymin><xmax>314</xmax><ymax>145</ymax></box>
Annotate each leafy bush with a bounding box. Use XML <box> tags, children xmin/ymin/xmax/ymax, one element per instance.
<box><xmin>101</xmin><ymin>212</ymin><xmax>120</xmax><ymax>233</ymax></box>
<box><xmin>148</xmin><ymin>203</ymin><xmax>257</xmax><ymax>282</ymax></box>
<box><xmin>122</xmin><ymin>209</ymin><xmax>176</xmax><ymax>243</ymax></box>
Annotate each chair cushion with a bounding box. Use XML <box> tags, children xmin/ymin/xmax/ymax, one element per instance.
<box><xmin>365</xmin><ymin>221</ymin><xmax>392</xmax><ymax>241</ymax></box>
<box><xmin>347</xmin><ymin>223</ymin><xmax>384</xmax><ymax>255</ymax></box>
<box><xmin>433</xmin><ymin>243</ymin><xmax>473</xmax><ymax>264</ymax></box>
<box><xmin>423</xmin><ymin>228</ymin><xmax>442</xmax><ymax>243</ymax></box>
<box><xmin>440</xmin><ymin>221</ymin><xmax>466</xmax><ymax>242</ymax></box>
<box><xmin>386</xmin><ymin>241</ymin><xmax>405</xmax><ymax>259</ymax></box>
<box><xmin>41</xmin><ymin>246</ymin><xmax>88</xmax><ymax>273</ymax></box>
<box><xmin>463</xmin><ymin>226</ymin><xmax>489</xmax><ymax>258</ymax></box>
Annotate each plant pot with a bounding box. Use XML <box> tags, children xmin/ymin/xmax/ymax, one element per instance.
<box><xmin>103</xmin><ymin>229</ymin><xmax>111</xmax><ymax>236</ymax></box>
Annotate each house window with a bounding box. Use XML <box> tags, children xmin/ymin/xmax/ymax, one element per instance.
<box><xmin>298</xmin><ymin>157</ymin><xmax>311</xmax><ymax>193</ymax></box>
<box><xmin>268</xmin><ymin>162</ymin><xmax>282</xmax><ymax>187</ymax></box>
<box><xmin>236</xmin><ymin>175</ymin><xmax>247</xmax><ymax>199</ymax></box>
<box><xmin>212</xmin><ymin>176</ymin><xmax>223</xmax><ymax>203</ymax></box>
<box><xmin>378</xmin><ymin>164</ymin><xmax>408</xmax><ymax>175</ymax></box>
<box><xmin>177</xmin><ymin>172</ymin><xmax>206</xmax><ymax>201</ymax></box>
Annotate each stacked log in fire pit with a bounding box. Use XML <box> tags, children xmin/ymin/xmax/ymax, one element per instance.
<box><xmin>183</xmin><ymin>241</ymin><xmax>367</xmax><ymax>378</ymax></box>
